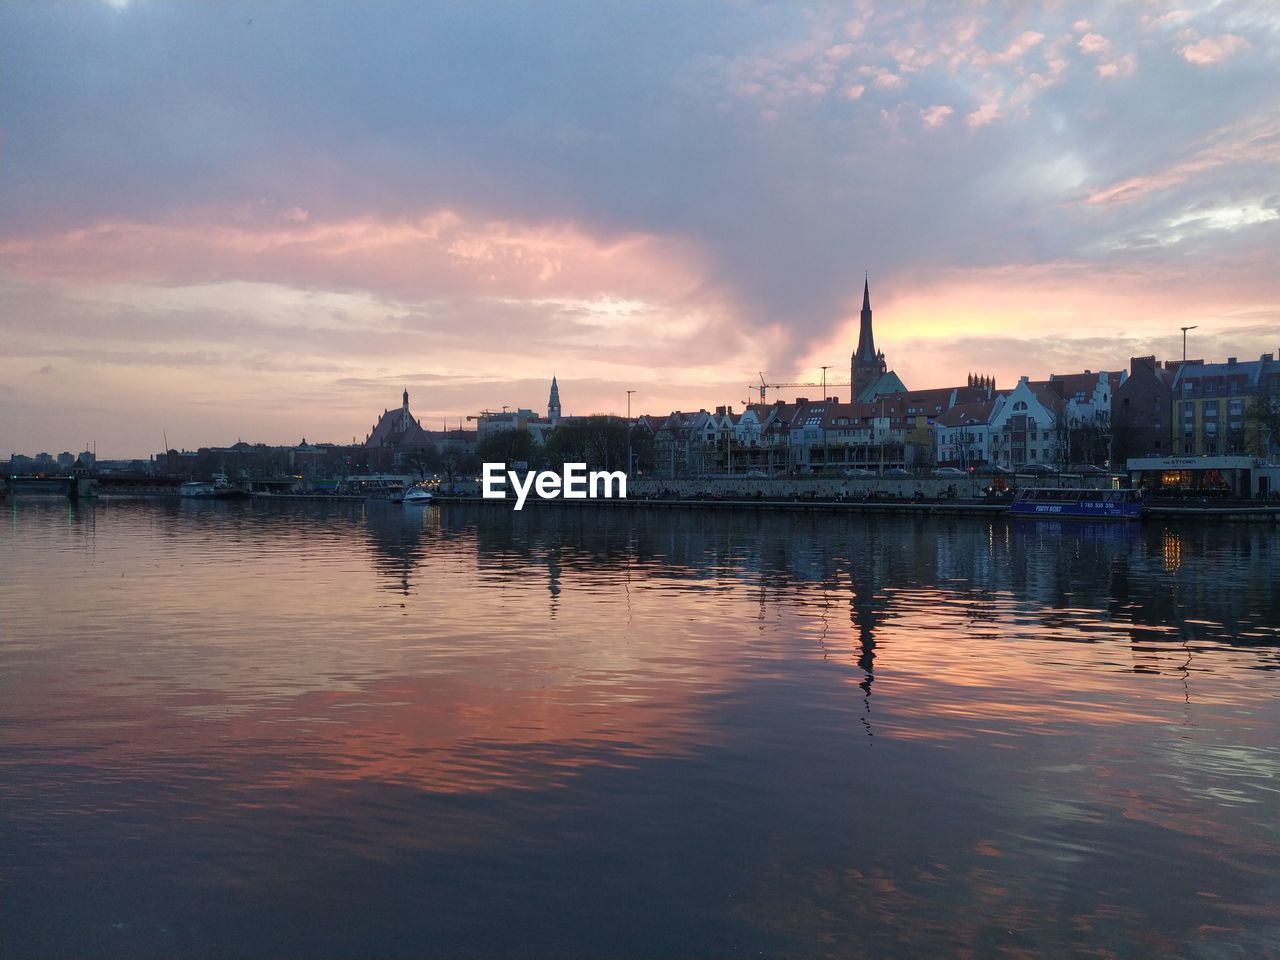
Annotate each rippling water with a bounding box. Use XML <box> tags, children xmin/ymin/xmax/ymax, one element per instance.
<box><xmin>2</xmin><ymin>498</ymin><xmax>1278</xmax><ymax>958</ymax></box>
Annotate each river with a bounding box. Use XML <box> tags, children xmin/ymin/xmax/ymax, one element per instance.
<box><xmin>2</xmin><ymin>498</ymin><xmax>1278</xmax><ymax>958</ymax></box>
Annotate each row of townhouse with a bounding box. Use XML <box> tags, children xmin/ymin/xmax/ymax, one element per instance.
<box><xmin>646</xmin><ymin>368</ymin><xmax>1131</xmax><ymax>477</ymax></box>
<box><xmin>935</xmin><ymin>371</ymin><xmax>1124</xmax><ymax>470</ymax></box>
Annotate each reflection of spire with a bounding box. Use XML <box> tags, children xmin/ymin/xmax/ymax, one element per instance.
<box><xmin>848</xmin><ymin>574</ymin><xmax>884</xmax><ymax>741</ymax></box>
<box><xmin>547</xmin><ymin>544</ymin><xmax>561</xmax><ymax>616</ymax></box>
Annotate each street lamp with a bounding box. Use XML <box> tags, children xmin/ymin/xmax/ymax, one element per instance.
<box><xmin>1180</xmin><ymin>325</ymin><xmax>1198</xmax><ymax>365</ymax></box>
<box><xmin>626</xmin><ymin>390</ymin><xmax>635</xmax><ymax>475</ymax></box>
<box><xmin>820</xmin><ymin>366</ymin><xmax>830</xmax><ymax>475</ymax></box>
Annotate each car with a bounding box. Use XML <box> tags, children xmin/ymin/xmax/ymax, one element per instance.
<box><xmin>976</xmin><ymin>464</ymin><xmax>1012</xmax><ymax>476</ymax></box>
<box><xmin>1016</xmin><ymin>463</ymin><xmax>1054</xmax><ymax>475</ymax></box>
<box><xmin>883</xmin><ymin>467</ymin><xmax>912</xmax><ymax>476</ymax></box>
<box><xmin>932</xmin><ymin>467</ymin><xmax>965</xmax><ymax>476</ymax></box>
<box><xmin>741</xmin><ymin>470</ymin><xmax>768</xmax><ymax>478</ymax></box>
<box><xmin>1070</xmin><ymin>464</ymin><xmax>1106</xmax><ymax>475</ymax></box>
<box><xmin>843</xmin><ymin>468</ymin><xmax>874</xmax><ymax>477</ymax></box>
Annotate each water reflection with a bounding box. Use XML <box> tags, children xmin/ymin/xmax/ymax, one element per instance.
<box><xmin>1</xmin><ymin>499</ymin><xmax>1278</xmax><ymax>958</ymax></box>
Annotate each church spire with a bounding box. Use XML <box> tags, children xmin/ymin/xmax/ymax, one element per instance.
<box><xmin>850</xmin><ymin>274</ymin><xmax>887</xmax><ymax>402</ymax></box>
<box><xmin>548</xmin><ymin>375</ymin><xmax>561</xmax><ymax>423</ymax></box>
<box><xmin>855</xmin><ymin>274</ymin><xmax>875</xmax><ymax>362</ymax></box>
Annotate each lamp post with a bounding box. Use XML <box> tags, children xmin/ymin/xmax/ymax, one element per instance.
<box><xmin>626</xmin><ymin>390</ymin><xmax>635</xmax><ymax>476</ymax></box>
<box><xmin>1180</xmin><ymin>325</ymin><xmax>1197</xmax><ymax>365</ymax></box>
<box><xmin>821</xmin><ymin>366</ymin><xmax>830</xmax><ymax>476</ymax></box>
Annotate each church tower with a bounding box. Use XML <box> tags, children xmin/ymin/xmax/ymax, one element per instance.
<box><xmin>400</xmin><ymin>388</ymin><xmax>411</xmax><ymax>433</ymax></box>
<box><xmin>547</xmin><ymin>376</ymin><xmax>561</xmax><ymax>424</ymax></box>
<box><xmin>850</xmin><ymin>275</ymin><xmax>887</xmax><ymax>401</ymax></box>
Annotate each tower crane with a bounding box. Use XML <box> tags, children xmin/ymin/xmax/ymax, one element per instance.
<box><xmin>753</xmin><ymin>372</ymin><xmax>852</xmax><ymax>404</ymax></box>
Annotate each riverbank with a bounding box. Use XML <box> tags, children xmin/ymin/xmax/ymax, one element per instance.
<box><xmin>434</xmin><ymin>493</ymin><xmax>1280</xmax><ymax>523</ymax></box>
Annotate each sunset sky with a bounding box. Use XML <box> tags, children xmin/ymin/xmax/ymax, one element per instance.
<box><xmin>3</xmin><ymin>1</ymin><xmax>1277</xmax><ymax>457</ymax></box>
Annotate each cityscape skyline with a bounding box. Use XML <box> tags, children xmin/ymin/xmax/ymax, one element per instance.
<box><xmin>3</xmin><ymin>1</ymin><xmax>1278</xmax><ymax>457</ymax></box>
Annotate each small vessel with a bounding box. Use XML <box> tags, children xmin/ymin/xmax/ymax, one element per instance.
<box><xmin>180</xmin><ymin>480</ymin><xmax>216</xmax><ymax>498</ymax></box>
<box><xmin>403</xmin><ymin>485</ymin><xmax>435</xmax><ymax>505</ymax></box>
<box><xmin>1010</xmin><ymin>487</ymin><xmax>1143</xmax><ymax>520</ymax></box>
<box><xmin>213</xmin><ymin>473</ymin><xmax>250</xmax><ymax>500</ymax></box>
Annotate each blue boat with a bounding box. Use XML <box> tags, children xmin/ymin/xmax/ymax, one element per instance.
<box><xmin>1010</xmin><ymin>487</ymin><xmax>1143</xmax><ymax>520</ymax></box>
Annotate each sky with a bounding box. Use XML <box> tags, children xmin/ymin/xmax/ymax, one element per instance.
<box><xmin>2</xmin><ymin>0</ymin><xmax>1277</xmax><ymax>457</ymax></box>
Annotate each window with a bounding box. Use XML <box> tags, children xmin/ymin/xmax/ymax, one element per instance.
<box><xmin>1184</xmin><ymin>402</ymin><xmax>1195</xmax><ymax>419</ymax></box>
<box><xmin>1204</xmin><ymin>401</ymin><xmax>1218</xmax><ymax>419</ymax></box>
<box><xmin>1228</xmin><ymin>399</ymin><xmax>1243</xmax><ymax>416</ymax></box>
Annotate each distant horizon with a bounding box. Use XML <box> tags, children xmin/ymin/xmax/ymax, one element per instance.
<box><xmin>10</xmin><ymin>346</ymin><xmax>1277</xmax><ymax>462</ymax></box>
<box><xmin>3</xmin><ymin>2</ymin><xmax>1276</xmax><ymax>457</ymax></box>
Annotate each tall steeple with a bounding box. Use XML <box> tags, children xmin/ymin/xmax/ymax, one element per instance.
<box><xmin>850</xmin><ymin>274</ymin><xmax>888</xmax><ymax>402</ymax></box>
<box><xmin>548</xmin><ymin>376</ymin><xmax>561</xmax><ymax>423</ymax></box>
<box><xmin>855</xmin><ymin>274</ymin><xmax>875</xmax><ymax>362</ymax></box>
<box><xmin>400</xmin><ymin>388</ymin><xmax>410</xmax><ymax>432</ymax></box>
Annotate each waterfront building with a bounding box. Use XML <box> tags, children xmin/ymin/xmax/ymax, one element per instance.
<box><xmin>934</xmin><ymin>400</ymin><xmax>998</xmax><ymax>469</ymax></box>
<box><xmin>986</xmin><ymin>377</ymin><xmax>1067</xmax><ymax>470</ymax></box>
<box><xmin>475</xmin><ymin>408</ymin><xmax>542</xmax><ymax>441</ymax></box>
<box><xmin>896</xmin><ymin>377</ymin><xmax>996</xmax><ymax>468</ymax></box>
<box><xmin>1126</xmin><ymin>454</ymin><xmax>1280</xmax><ymax>500</ymax></box>
<box><xmin>1170</xmin><ymin>353</ymin><xmax>1278</xmax><ymax>456</ymax></box>
<box><xmin>363</xmin><ymin>389</ymin><xmax>434</xmax><ymax>450</ymax></box>
<box><xmin>1113</xmin><ymin>356</ymin><xmax>1178</xmax><ymax>462</ymax></box>
<box><xmin>653</xmin><ymin>410</ymin><xmax>718</xmax><ymax>476</ymax></box>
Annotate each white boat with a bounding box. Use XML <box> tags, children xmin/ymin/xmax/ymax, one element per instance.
<box><xmin>180</xmin><ymin>480</ymin><xmax>215</xmax><ymax>498</ymax></box>
<box><xmin>403</xmin><ymin>485</ymin><xmax>434</xmax><ymax>504</ymax></box>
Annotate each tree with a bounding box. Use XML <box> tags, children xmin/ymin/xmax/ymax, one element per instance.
<box><xmin>1244</xmin><ymin>377</ymin><xmax>1280</xmax><ymax>458</ymax></box>
<box><xmin>543</xmin><ymin>418</ymin><xmax>628</xmax><ymax>471</ymax></box>
<box><xmin>402</xmin><ymin>445</ymin><xmax>442</xmax><ymax>479</ymax></box>
<box><xmin>476</xmin><ymin>428</ymin><xmax>537</xmax><ymax>468</ymax></box>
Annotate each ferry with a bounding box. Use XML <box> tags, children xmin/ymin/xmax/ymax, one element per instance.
<box><xmin>1010</xmin><ymin>487</ymin><xmax>1143</xmax><ymax>521</ymax></box>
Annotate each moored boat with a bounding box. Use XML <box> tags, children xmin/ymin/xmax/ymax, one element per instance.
<box><xmin>403</xmin><ymin>485</ymin><xmax>434</xmax><ymax>504</ymax></box>
<box><xmin>1010</xmin><ymin>487</ymin><xmax>1143</xmax><ymax>520</ymax></box>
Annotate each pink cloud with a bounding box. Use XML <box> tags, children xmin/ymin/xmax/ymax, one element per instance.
<box><xmin>1085</xmin><ymin>118</ymin><xmax>1279</xmax><ymax>206</ymax></box>
<box><xmin>920</xmin><ymin>104</ymin><xmax>954</xmax><ymax>128</ymax></box>
<box><xmin>966</xmin><ymin>99</ymin><xmax>1001</xmax><ymax>128</ymax></box>
<box><xmin>0</xmin><ymin>209</ymin><xmax>707</xmax><ymax>304</ymax></box>
<box><xmin>1077</xmin><ymin>32</ymin><xmax>1110</xmax><ymax>57</ymax></box>
<box><xmin>1097</xmin><ymin>53</ymin><xmax>1136</xmax><ymax>79</ymax></box>
<box><xmin>1180</xmin><ymin>34</ymin><xmax>1250</xmax><ymax>65</ymax></box>
<box><xmin>970</xmin><ymin>30</ymin><xmax>1044</xmax><ymax>67</ymax></box>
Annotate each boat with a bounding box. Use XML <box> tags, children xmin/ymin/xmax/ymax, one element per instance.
<box><xmin>1010</xmin><ymin>487</ymin><xmax>1143</xmax><ymax>520</ymax></box>
<box><xmin>213</xmin><ymin>473</ymin><xmax>250</xmax><ymax>500</ymax></box>
<box><xmin>180</xmin><ymin>474</ymin><xmax>249</xmax><ymax>500</ymax></box>
<box><xmin>403</xmin><ymin>485</ymin><xmax>435</xmax><ymax>505</ymax></box>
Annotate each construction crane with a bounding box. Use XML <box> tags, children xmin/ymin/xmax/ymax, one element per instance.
<box><xmin>753</xmin><ymin>371</ymin><xmax>851</xmax><ymax>404</ymax></box>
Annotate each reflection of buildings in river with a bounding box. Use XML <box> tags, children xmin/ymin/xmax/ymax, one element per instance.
<box><xmin>363</xmin><ymin>503</ymin><xmax>441</xmax><ymax>595</ymax></box>
<box><xmin>1110</xmin><ymin>525</ymin><xmax>1280</xmax><ymax>675</ymax></box>
<box><xmin>436</xmin><ymin>506</ymin><xmax>1279</xmax><ymax>667</ymax></box>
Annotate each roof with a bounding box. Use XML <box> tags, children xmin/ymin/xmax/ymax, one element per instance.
<box><xmin>855</xmin><ymin>369</ymin><xmax>908</xmax><ymax>402</ymax></box>
<box><xmin>363</xmin><ymin>405</ymin><xmax>434</xmax><ymax>447</ymax></box>
<box><xmin>1171</xmin><ymin>355</ymin><xmax>1271</xmax><ymax>390</ymax></box>
<box><xmin>935</xmin><ymin>400</ymin><xmax>997</xmax><ymax>427</ymax></box>
<box><xmin>1030</xmin><ymin>383</ymin><xmax>1067</xmax><ymax>414</ymax></box>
